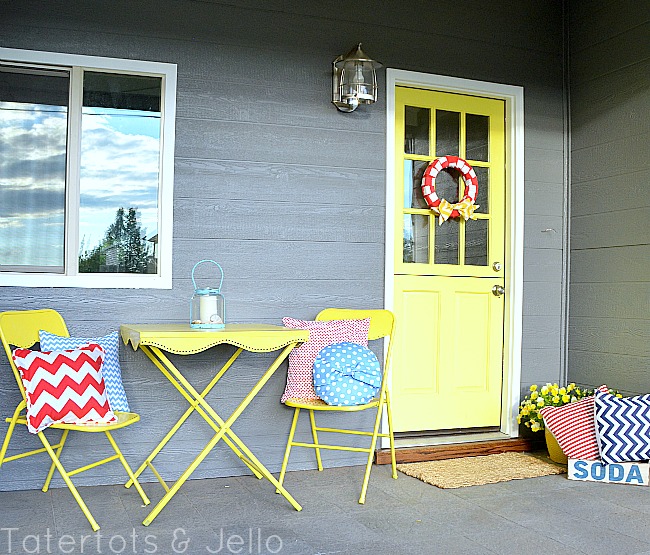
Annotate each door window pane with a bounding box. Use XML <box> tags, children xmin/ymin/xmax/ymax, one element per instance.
<box><xmin>473</xmin><ymin>166</ymin><xmax>489</xmax><ymax>214</ymax></box>
<box><xmin>403</xmin><ymin>215</ymin><xmax>429</xmax><ymax>263</ymax></box>
<box><xmin>434</xmin><ymin>219</ymin><xmax>459</xmax><ymax>265</ymax></box>
<box><xmin>0</xmin><ymin>67</ymin><xmax>68</xmax><ymax>271</ymax></box>
<box><xmin>403</xmin><ymin>160</ymin><xmax>429</xmax><ymax>209</ymax></box>
<box><xmin>434</xmin><ymin>168</ymin><xmax>460</xmax><ymax>205</ymax></box>
<box><xmin>466</xmin><ymin>114</ymin><xmax>489</xmax><ymax>162</ymax></box>
<box><xmin>404</xmin><ymin>106</ymin><xmax>429</xmax><ymax>155</ymax></box>
<box><xmin>465</xmin><ymin>219</ymin><xmax>488</xmax><ymax>266</ymax></box>
<box><xmin>435</xmin><ymin>110</ymin><xmax>459</xmax><ymax>157</ymax></box>
<box><xmin>78</xmin><ymin>72</ymin><xmax>162</xmax><ymax>274</ymax></box>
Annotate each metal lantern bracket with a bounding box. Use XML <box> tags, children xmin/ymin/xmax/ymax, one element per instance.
<box><xmin>332</xmin><ymin>43</ymin><xmax>382</xmax><ymax>113</ymax></box>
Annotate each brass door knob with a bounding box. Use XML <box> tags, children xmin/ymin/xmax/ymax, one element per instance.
<box><xmin>492</xmin><ymin>285</ymin><xmax>505</xmax><ymax>297</ymax></box>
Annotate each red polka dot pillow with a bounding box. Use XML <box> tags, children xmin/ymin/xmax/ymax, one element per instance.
<box><xmin>539</xmin><ymin>385</ymin><xmax>608</xmax><ymax>460</ymax></box>
<box><xmin>281</xmin><ymin>317</ymin><xmax>370</xmax><ymax>403</ymax></box>
<box><xmin>12</xmin><ymin>343</ymin><xmax>117</xmax><ymax>434</ymax></box>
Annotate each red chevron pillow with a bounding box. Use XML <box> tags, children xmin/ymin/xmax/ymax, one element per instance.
<box><xmin>539</xmin><ymin>385</ymin><xmax>608</xmax><ymax>460</ymax></box>
<box><xmin>12</xmin><ymin>344</ymin><xmax>117</xmax><ymax>434</ymax></box>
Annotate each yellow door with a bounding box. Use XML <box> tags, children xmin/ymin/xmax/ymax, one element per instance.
<box><xmin>392</xmin><ymin>86</ymin><xmax>506</xmax><ymax>432</ymax></box>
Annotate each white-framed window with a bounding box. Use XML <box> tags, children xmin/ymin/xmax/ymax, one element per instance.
<box><xmin>0</xmin><ymin>48</ymin><xmax>176</xmax><ymax>288</ymax></box>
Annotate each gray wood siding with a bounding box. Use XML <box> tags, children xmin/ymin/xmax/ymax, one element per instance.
<box><xmin>567</xmin><ymin>0</ymin><xmax>650</xmax><ymax>394</ymax></box>
<box><xmin>0</xmin><ymin>0</ymin><xmax>567</xmax><ymax>491</ymax></box>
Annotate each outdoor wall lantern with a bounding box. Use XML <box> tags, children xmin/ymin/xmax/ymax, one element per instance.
<box><xmin>332</xmin><ymin>43</ymin><xmax>382</xmax><ymax>112</ymax></box>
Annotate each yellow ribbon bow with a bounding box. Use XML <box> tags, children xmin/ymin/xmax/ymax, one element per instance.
<box><xmin>455</xmin><ymin>197</ymin><xmax>480</xmax><ymax>221</ymax></box>
<box><xmin>433</xmin><ymin>199</ymin><xmax>454</xmax><ymax>225</ymax></box>
<box><xmin>432</xmin><ymin>198</ymin><xmax>479</xmax><ymax>225</ymax></box>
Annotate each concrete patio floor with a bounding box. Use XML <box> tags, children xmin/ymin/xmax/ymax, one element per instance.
<box><xmin>3</xmin><ymin>460</ymin><xmax>650</xmax><ymax>555</ymax></box>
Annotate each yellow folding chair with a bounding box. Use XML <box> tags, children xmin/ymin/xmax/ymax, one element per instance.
<box><xmin>278</xmin><ymin>308</ymin><xmax>397</xmax><ymax>503</ymax></box>
<box><xmin>0</xmin><ymin>309</ymin><xmax>150</xmax><ymax>531</ymax></box>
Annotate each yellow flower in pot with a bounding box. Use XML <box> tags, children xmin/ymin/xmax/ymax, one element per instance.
<box><xmin>518</xmin><ymin>383</ymin><xmax>620</xmax><ymax>463</ymax></box>
<box><xmin>517</xmin><ymin>382</ymin><xmax>585</xmax><ymax>432</ymax></box>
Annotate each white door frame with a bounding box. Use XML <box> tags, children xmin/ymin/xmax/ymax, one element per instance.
<box><xmin>384</xmin><ymin>69</ymin><xmax>525</xmax><ymax>443</ymax></box>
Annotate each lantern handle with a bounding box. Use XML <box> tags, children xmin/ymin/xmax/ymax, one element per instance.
<box><xmin>191</xmin><ymin>259</ymin><xmax>224</xmax><ymax>292</ymax></box>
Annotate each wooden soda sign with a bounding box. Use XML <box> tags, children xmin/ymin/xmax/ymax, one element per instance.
<box><xmin>568</xmin><ymin>459</ymin><xmax>650</xmax><ymax>486</ymax></box>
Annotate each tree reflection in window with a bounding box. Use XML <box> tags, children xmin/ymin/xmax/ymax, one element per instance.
<box><xmin>79</xmin><ymin>207</ymin><xmax>154</xmax><ymax>273</ymax></box>
<box><xmin>78</xmin><ymin>72</ymin><xmax>161</xmax><ymax>274</ymax></box>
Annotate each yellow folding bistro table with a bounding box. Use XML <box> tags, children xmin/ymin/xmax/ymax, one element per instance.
<box><xmin>119</xmin><ymin>323</ymin><xmax>309</xmax><ymax>526</ymax></box>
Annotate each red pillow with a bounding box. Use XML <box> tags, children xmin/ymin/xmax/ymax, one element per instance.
<box><xmin>12</xmin><ymin>343</ymin><xmax>117</xmax><ymax>433</ymax></box>
<box><xmin>539</xmin><ymin>385</ymin><xmax>608</xmax><ymax>460</ymax></box>
<box><xmin>281</xmin><ymin>317</ymin><xmax>370</xmax><ymax>402</ymax></box>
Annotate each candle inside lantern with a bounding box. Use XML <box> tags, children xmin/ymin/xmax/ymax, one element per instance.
<box><xmin>199</xmin><ymin>294</ymin><xmax>219</xmax><ymax>323</ymax></box>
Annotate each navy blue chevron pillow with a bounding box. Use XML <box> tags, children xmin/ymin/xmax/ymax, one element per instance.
<box><xmin>595</xmin><ymin>389</ymin><xmax>650</xmax><ymax>464</ymax></box>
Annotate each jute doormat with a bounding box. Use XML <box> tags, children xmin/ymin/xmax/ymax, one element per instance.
<box><xmin>397</xmin><ymin>452</ymin><xmax>566</xmax><ymax>489</ymax></box>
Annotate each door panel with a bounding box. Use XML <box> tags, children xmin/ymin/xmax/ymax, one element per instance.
<box><xmin>399</xmin><ymin>289</ymin><xmax>440</xmax><ymax>392</ymax></box>
<box><xmin>393</xmin><ymin>275</ymin><xmax>504</xmax><ymax>432</ymax></box>
<box><xmin>392</xmin><ymin>86</ymin><xmax>506</xmax><ymax>433</ymax></box>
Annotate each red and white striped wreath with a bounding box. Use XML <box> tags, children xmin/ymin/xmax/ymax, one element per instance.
<box><xmin>421</xmin><ymin>156</ymin><xmax>480</xmax><ymax>225</ymax></box>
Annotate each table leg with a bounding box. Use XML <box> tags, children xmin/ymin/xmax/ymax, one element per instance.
<box><xmin>139</xmin><ymin>343</ymin><xmax>303</xmax><ymax>525</ymax></box>
<box><xmin>144</xmin><ymin>417</ymin><xmax>302</xmax><ymax>527</ymax></box>
<box><xmin>126</xmin><ymin>346</ymin><xmax>263</xmax><ymax>488</ymax></box>
<box><xmin>143</xmin><ymin>422</ymin><xmax>231</xmax><ymax>526</ymax></box>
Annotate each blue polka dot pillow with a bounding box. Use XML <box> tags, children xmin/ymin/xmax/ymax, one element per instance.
<box><xmin>313</xmin><ymin>342</ymin><xmax>381</xmax><ymax>406</ymax></box>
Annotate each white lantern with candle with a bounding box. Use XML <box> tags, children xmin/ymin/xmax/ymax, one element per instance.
<box><xmin>190</xmin><ymin>260</ymin><xmax>225</xmax><ymax>329</ymax></box>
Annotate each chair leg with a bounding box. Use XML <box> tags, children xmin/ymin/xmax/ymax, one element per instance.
<box><xmin>308</xmin><ymin>410</ymin><xmax>323</xmax><ymax>471</ymax></box>
<box><xmin>43</xmin><ymin>429</ymin><xmax>69</xmax><ymax>492</ymax></box>
<box><xmin>278</xmin><ymin>408</ymin><xmax>300</xmax><ymax>489</ymax></box>
<box><xmin>0</xmin><ymin>403</ymin><xmax>23</xmax><ymax>470</ymax></box>
<box><xmin>385</xmin><ymin>389</ymin><xmax>398</xmax><ymax>479</ymax></box>
<box><xmin>359</xmin><ymin>403</ymin><xmax>384</xmax><ymax>504</ymax></box>
<box><xmin>37</xmin><ymin>431</ymin><xmax>100</xmax><ymax>532</ymax></box>
<box><xmin>104</xmin><ymin>431</ymin><xmax>150</xmax><ymax>506</ymax></box>
<box><xmin>0</xmin><ymin>428</ymin><xmax>11</xmax><ymax>470</ymax></box>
